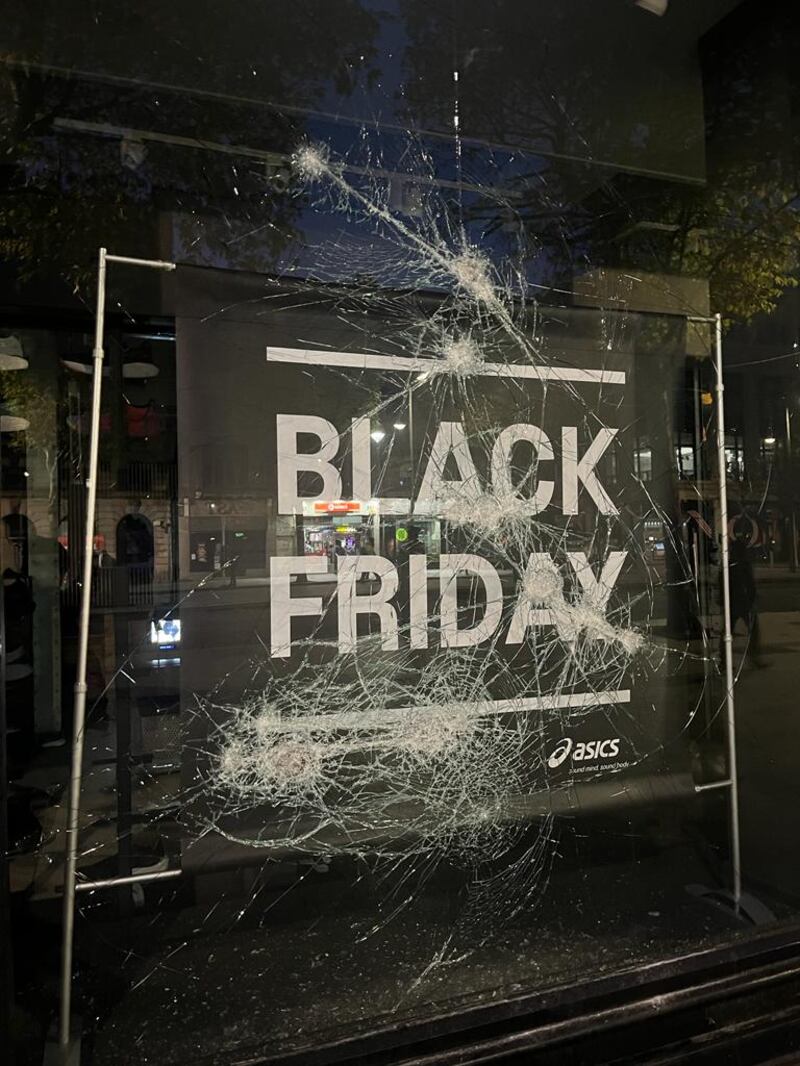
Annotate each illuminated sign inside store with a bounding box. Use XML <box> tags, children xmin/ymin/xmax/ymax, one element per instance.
<box><xmin>313</xmin><ymin>500</ymin><xmax>362</xmax><ymax>514</ymax></box>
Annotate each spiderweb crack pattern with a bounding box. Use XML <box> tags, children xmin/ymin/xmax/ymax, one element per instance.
<box><xmin>183</xmin><ymin>136</ymin><xmax>718</xmax><ymax>978</ymax></box>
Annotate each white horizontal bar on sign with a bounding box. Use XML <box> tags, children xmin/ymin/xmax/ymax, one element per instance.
<box><xmin>266</xmin><ymin>346</ymin><xmax>626</xmax><ymax>386</ymax></box>
<box><xmin>259</xmin><ymin>689</ymin><xmax>630</xmax><ymax>734</ymax></box>
<box><xmin>492</xmin><ymin>689</ymin><xmax>630</xmax><ymax>714</ymax></box>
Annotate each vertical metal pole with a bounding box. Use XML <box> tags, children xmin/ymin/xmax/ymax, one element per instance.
<box><xmin>0</xmin><ymin>429</ymin><xmax>12</xmax><ymax>1059</ymax></box>
<box><xmin>407</xmin><ymin>379</ymin><xmax>415</xmax><ymax>493</ymax></box>
<box><xmin>785</xmin><ymin>403</ymin><xmax>798</xmax><ymax>571</ymax></box>
<box><xmin>692</xmin><ymin>358</ymin><xmax>714</xmax><ymax>732</ymax></box>
<box><xmin>59</xmin><ymin>246</ymin><xmax>107</xmax><ymax>1048</ymax></box>
<box><xmin>692</xmin><ymin>359</ymin><xmax>706</xmax><ymax>615</ymax></box>
<box><xmin>692</xmin><ymin>360</ymin><xmax>703</xmax><ymax>483</ymax></box>
<box><xmin>713</xmin><ymin>311</ymin><xmax>742</xmax><ymax>908</ymax></box>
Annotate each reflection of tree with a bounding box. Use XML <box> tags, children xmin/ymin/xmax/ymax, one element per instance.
<box><xmin>398</xmin><ymin>0</ymin><xmax>705</xmax><ymax>177</ymax></box>
<box><xmin>583</xmin><ymin>10</ymin><xmax>800</xmax><ymax>326</ymax></box>
<box><xmin>0</xmin><ymin>368</ymin><xmax>60</xmax><ymax>503</ymax></box>
<box><xmin>4</xmin><ymin>1</ymin><xmax>380</xmax><ymax>107</ymax></box>
<box><xmin>581</xmin><ymin>161</ymin><xmax>800</xmax><ymax>326</ymax></box>
<box><xmin>401</xmin><ymin>0</ymin><xmax>800</xmax><ymax>328</ymax></box>
<box><xmin>0</xmin><ymin>0</ymin><xmax>380</xmax><ymax>289</ymax></box>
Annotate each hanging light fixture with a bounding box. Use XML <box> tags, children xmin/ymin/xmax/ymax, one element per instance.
<box><xmin>0</xmin><ymin>401</ymin><xmax>29</xmax><ymax>433</ymax></box>
<box><xmin>0</xmin><ymin>335</ymin><xmax>28</xmax><ymax>371</ymax></box>
<box><xmin>62</xmin><ymin>355</ymin><xmax>159</xmax><ymax>379</ymax></box>
<box><xmin>61</xmin><ymin>357</ymin><xmax>110</xmax><ymax>378</ymax></box>
<box><xmin>61</xmin><ymin>359</ymin><xmax>91</xmax><ymax>375</ymax></box>
<box><xmin>123</xmin><ymin>360</ymin><xmax>159</xmax><ymax>379</ymax></box>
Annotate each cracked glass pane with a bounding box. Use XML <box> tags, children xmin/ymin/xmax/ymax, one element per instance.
<box><xmin>4</xmin><ymin>2</ymin><xmax>800</xmax><ymax>1064</ymax></box>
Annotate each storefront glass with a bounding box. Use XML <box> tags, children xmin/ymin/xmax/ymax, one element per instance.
<box><xmin>5</xmin><ymin>3</ymin><xmax>800</xmax><ymax>1063</ymax></box>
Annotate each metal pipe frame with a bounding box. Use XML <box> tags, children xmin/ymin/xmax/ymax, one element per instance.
<box><xmin>58</xmin><ymin>248</ymin><xmax>175</xmax><ymax>1052</ymax></box>
<box><xmin>52</xmin><ymin>286</ymin><xmax>740</xmax><ymax>1049</ymax></box>
<box><xmin>688</xmin><ymin>312</ymin><xmax>742</xmax><ymax>908</ymax></box>
<box><xmin>713</xmin><ymin>311</ymin><xmax>742</xmax><ymax>908</ymax></box>
<box><xmin>75</xmin><ymin>868</ymin><xmax>183</xmax><ymax>893</ymax></box>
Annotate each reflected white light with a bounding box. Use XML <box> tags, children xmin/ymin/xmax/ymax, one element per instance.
<box><xmin>150</xmin><ymin>618</ymin><xmax>181</xmax><ymax>646</ymax></box>
<box><xmin>370</xmin><ymin>429</ymin><xmax>386</xmax><ymax>442</ymax></box>
<box><xmin>763</xmin><ymin>437</ymin><xmax>776</xmax><ymax>445</ymax></box>
<box><xmin>392</xmin><ymin>422</ymin><xmax>407</xmax><ymax>430</ymax></box>
<box><xmin>416</xmin><ymin>371</ymin><xmax>429</xmax><ymax>382</ymax></box>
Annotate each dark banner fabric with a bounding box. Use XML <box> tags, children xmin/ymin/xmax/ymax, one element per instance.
<box><xmin>174</xmin><ymin>265</ymin><xmax>691</xmax><ymax>862</ymax></box>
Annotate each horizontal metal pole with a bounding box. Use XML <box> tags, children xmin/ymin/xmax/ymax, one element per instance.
<box><xmin>695</xmin><ymin>779</ymin><xmax>732</xmax><ymax>793</ymax></box>
<box><xmin>13</xmin><ymin>59</ymin><xmax>705</xmax><ymax>186</ymax></box>
<box><xmin>74</xmin><ymin>868</ymin><xmax>183</xmax><ymax>893</ymax></box>
<box><xmin>53</xmin><ymin>117</ymin><xmax>485</xmax><ymax>196</ymax></box>
<box><xmin>686</xmin><ymin>315</ymin><xmax>716</xmax><ymax>323</ymax></box>
<box><xmin>105</xmin><ymin>254</ymin><xmax>176</xmax><ymax>270</ymax></box>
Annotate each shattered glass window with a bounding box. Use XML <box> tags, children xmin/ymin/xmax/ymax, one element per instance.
<box><xmin>5</xmin><ymin>2</ymin><xmax>800</xmax><ymax>1063</ymax></box>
